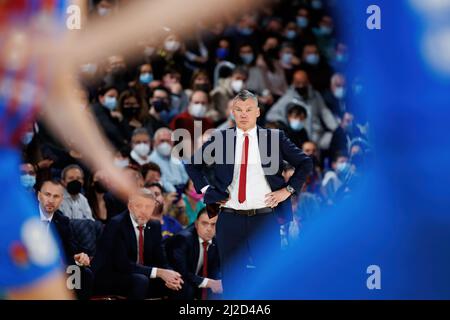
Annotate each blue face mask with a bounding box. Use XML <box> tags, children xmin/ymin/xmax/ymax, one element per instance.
<box><xmin>240</xmin><ymin>53</ymin><xmax>254</xmax><ymax>65</ymax></box>
<box><xmin>335</xmin><ymin>53</ymin><xmax>348</xmax><ymax>63</ymax></box>
<box><xmin>103</xmin><ymin>96</ymin><xmax>117</xmax><ymax>110</ymax></box>
<box><xmin>239</xmin><ymin>27</ymin><xmax>253</xmax><ymax>36</ymax></box>
<box><xmin>21</xmin><ymin>174</ymin><xmax>36</xmax><ymax>189</ymax></box>
<box><xmin>305</xmin><ymin>53</ymin><xmax>320</xmax><ymax>65</ymax></box>
<box><xmin>336</xmin><ymin>162</ymin><xmax>351</xmax><ymax>177</ymax></box>
<box><xmin>139</xmin><ymin>72</ymin><xmax>153</xmax><ymax>84</ymax></box>
<box><xmin>296</xmin><ymin>16</ymin><xmax>309</xmax><ymax>28</ymax></box>
<box><xmin>311</xmin><ymin>0</ymin><xmax>323</xmax><ymax>10</ymax></box>
<box><xmin>216</xmin><ymin>47</ymin><xmax>229</xmax><ymax>60</ymax></box>
<box><xmin>319</xmin><ymin>26</ymin><xmax>333</xmax><ymax>36</ymax></box>
<box><xmin>286</xmin><ymin>30</ymin><xmax>297</xmax><ymax>40</ymax></box>
<box><xmin>281</xmin><ymin>52</ymin><xmax>293</xmax><ymax>65</ymax></box>
<box><xmin>22</xmin><ymin>132</ymin><xmax>34</xmax><ymax>145</ymax></box>
<box><xmin>333</xmin><ymin>86</ymin><xmax>346</xmax><ymax>99</ymax></box>
<box><xmin>289</xmin><ymin>119</ymin><xmax>304</xmax><ymax>131</ymax></box>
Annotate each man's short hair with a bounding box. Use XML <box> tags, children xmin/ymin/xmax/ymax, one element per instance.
<box><xmin>131</xmin><ymin>127</ymin><xmax>150</xmax><ymax>138</ymax></box>
<box><xmin>129</xmin><ymin>188</ymin><xmax>157</xmax><ymax>203</ymax></box>
<box><xmin>144</xmin><ymin>182</ymin><xmax>166</xmax><ymax>194</ymax></box>
<box><xmin>232</xmin><ymin>90</ymin><xmax>258</xmax><ymax>108</ymax></box>
<box><xmin>196</xmin><ymin>207</ymin><xmax>208</xmax><ymax>220</ymax></box>
<box><xmin>61</xmin><ymin>164</ymin><xmax>84</xmax><ymax>181</ymax></box>
<box><xmin>39</xmin><ymin>179</ymin><xmax>64</xmax><ymax>192</ymax></box>
<box><xmin>287</xmin><ymin>102</ymin><xmax>307</xmax><ymax>117</ymax></box>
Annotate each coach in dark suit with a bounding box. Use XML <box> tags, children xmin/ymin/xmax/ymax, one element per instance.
<box><xmin>165</xmin><ymin>208</ymin><xmax>221</xmax><ymax>300</ymax></box>
<box><xmin>184</xmin><ymin>90</ymin><xmax>312</xmax><ymax>297</ymax></box>
<box><xmin>92</xmin><ymin>188</ymin><xmax>183</xmax><ymax>299</ymax></box>
<box><xmin>37</xmin><ymin>180</ymin><xmax>93</xmax><ymax>300</ymax></box>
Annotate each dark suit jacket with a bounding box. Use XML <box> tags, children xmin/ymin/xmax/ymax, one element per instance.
<box><xmin>164</xmin><ymin>226</ymin><xmax>220</xmax><ymax>299</ymax></box>
<box><xmin>184</xmin><ymin>126</ymin><xmax>313</xmax><ymax>221</ymax></box>
<box><xmin>50</xmin><ymin>210</ymin><xmax>78</xmax><ymax>265</ymax></box>
<box><xmin>92</xmin><ymin>211</ymin><xmax>169</xmax><ymax>277</ymax></box>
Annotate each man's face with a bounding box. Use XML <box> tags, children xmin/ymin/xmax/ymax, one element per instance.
<box><xmin>128</xmin><ymin>195</ymin><xmax>156</xmax><ymax>225</ymax></box>
<box><xmin>232</xmin><ymin>99</ymin><xmax>260</xmax><ymax>131</ymax></box>
<box><xmin>154</xmin><ymin>130</ymin><xmax>172</xmax><ymax>148</ymax></box>
<box><xmin>107</xmin><ymin>55</ymin><xmax>126</xmax><ymax>74</ymax></box>
<box><xmin>190</xmin><ymin>91</ymin><xmax>208</xmax><ymax>107</ymax></box>
<box><xmin>63</xmin><ymin>168</ymin><xmax>84</xmax><ymax>187</ymax></box>
<box><xmin>195</xmin><ymin>213</ymin><xmax>218</xmax><ymax>242</ymax></box>
<box><xmin>341</xmin><ymin>113</ymin><xmax>354</xmax><ymax>130</ymax></box>
<box><xmin>331</xmin><ymin>75</ymin><xmax>346</xmax><ymax>91</ymax></box>
<box><xmin>38</xmin><ymin>182</ymin><xmax>64</xmax><ymax>215</ymax></box>
<box><xmin>145</xmin><ymin>170</ymin><xmax>161</xmax><ymax>184</ymax></box>
<box><xmin>302</xmin><ymin>142</ymin><xmax>317</xmax><ymax>157</ymax></box>
<box><xmin>148</xmin><ymin>186</ymin><xmax>164</xmax><ymax>207</ymax></box>
<box><xmin>292</xmin><ymin>70</ymin><xmax>309</xmax><ymax>88</ymax></box>
<box><xmin>302</xmin><ymin>45</ymin><xmax>318</xmax><ymax>59</ymax></box>
<box><xmin>131</xmin><ymin>133</ymin><xmax>151</xmax><ymax>149</ymax></box>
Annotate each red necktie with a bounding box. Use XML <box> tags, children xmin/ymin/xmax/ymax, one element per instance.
<box><xmin>238</xmin><ymin>134</ymin><xmax>249</xmax><ymax>203</ymax></box>
<box><xmin>137</xmin><ymin>225</ymin><xmax>144</xmax><ymax>265</ymax></box>
<box><xmin>201</xmin><ymin>241</ymin><xmax>209</xmax><ymax>300</ymax></box>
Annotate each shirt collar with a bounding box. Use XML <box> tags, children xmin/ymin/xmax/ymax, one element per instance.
<box><xmin>39</xmin><ymin>205</ymin><xmax>53</xmax><ymax>222</ymax></box>
<box><xmin>198</xmin><ymin>236</ymin><xmax>213</xmax><ymax>246</ymax></box>
<box><xmin>236</xmin><ymin>125</ymin><xmax>257</xmax><ymax>138</ymax></box>
<box><xmin>130</xmin><ymin>213</ymin><xmax>146</xmax><ymax>229</ymax></box>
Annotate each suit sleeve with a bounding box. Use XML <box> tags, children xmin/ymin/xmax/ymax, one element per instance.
<box><xmin>170</xmin><ymin>235</ymin><xmax>205</xmax><ymax>287</ymax></box>
<box><xmin>279</xmin><ymin>130</ymin><xmax>313</xmax><ymax>192</ymax></box>
<box><xmin>184</xmin><ymin>132</ymin><xmax>218</xmax><ymax>193</ymax></box>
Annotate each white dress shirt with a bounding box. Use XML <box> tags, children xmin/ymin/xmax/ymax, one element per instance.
<box><xmin>196</xmin><ymin>237</ymin><xmax>213</xmax><ymax>288</ymax></box>
<box><xmin>39</xmin><ymin>205</ymin><xmax>53</xmax><ymax>233</ymax></box>
<box><xmin>224</xmin><ymin>126</ymin><xmax>272</xmax><ymax>210</ymax></box>
<box><xmin>130</xmin><ymin>215</ymin><xmax>157</xmax><ymax>279</ymax></box>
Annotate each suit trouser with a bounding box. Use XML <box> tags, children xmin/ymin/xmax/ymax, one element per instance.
<box><xmin>215</xmin><ymin>210</ymin><xmax>280</xmax><ymax>299</ymax></box>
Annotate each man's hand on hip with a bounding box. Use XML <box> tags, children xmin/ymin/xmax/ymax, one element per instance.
<box><xmin>265</xmin><ymin>188</ymin><xmax>291</xmax><ymax>208</ymax></box>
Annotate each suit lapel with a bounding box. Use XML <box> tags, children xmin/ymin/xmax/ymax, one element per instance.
<box><xmin>223</xmin><ymin>128</ymin><xmax>237</xmax><ymax>185</ymax></box>
<box><xmin>143</xmin><ymin>224</ymin><xmax>153</xmax><ymax>264</ymax></box>
<box><xmin>124</xmin><ymin>213</ymin><xmax>138</xmax><ymax>262</ymax></box>
<box><xmin>192</xmin><ymin>228</ymin><xmax>200</xmax><ymax>272</ymax></box>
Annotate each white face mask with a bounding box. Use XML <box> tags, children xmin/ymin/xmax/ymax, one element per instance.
<box><xmin>164</xmin><ymin>40</ymin><xmax>180</xmax><ymax>52</ymax></box>
<box><xmin>133</xmin><ymin>143</ymin><xmax>150</xmax><ymax>157</ymax></box>
<box><xmin>188</xmin><ymin>103</ymin><xmax>207</xmax><ymax>118</ymax></box>
<box><xmin>156</xmin><ymin>142</ymin><xmax>172</xmax><ymax>157</ymax></box>
<box><xmin>333</xmin><ymin>86</ymin><xmax>346</xmax><ymax>99</ymax></box>
<box><xmin>114</xmin><ymin>158</ymin><xmax>129</xmax><ymax>168</ymax></box>
<box><xmin>97</xmin><ymin>7</ymin><xmax>111</xmax><ymax>17</ymax></box>
<box><xmin>231</xmin><ymin>79</ymin><xmax>244</xmax><ymax>93</ymax></box>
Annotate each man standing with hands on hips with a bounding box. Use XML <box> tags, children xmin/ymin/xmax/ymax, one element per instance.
<box><xmin>185</xmin><ymin>90</ymin><xmax>312</xmax><ymax>297</ymax></box>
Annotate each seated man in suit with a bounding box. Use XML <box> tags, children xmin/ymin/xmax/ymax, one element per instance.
<box><xmin>92</xmin><ymin>188</ymin><xmax>183</xmax><ymax>299</ymax></box>
<box><xmin>165</xmin><ymin>208</ymin><xmax>222</xmax><ymax>300</ymax></box>
<box><xmin>37</xmin><ymin>180</ymin><xmax>94</xmax><ymax>300</ymax></box>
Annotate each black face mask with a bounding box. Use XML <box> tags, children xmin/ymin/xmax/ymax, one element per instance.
<box><xmin>67</xmin><ymin>180</ymin><xmax>82</xmax><ymax>195</ymax></box>
<box><xmin>122</xmin><ymin>107</ymin><xmax>140</xmax><ymax>118</ymax></box>
<box><xmin>193</xmin><ymin>83</ymin><xmax>210</xmax><ymax>93</ymax></box>
<box><xmin>152</xmin><ymin>99</ymin><xmax>169</xmax><ymax>112</ymax></box>
<box><xmin>94</xmin><ymin>181</ymin><xmax>107</xmax><ymax>194</ymax></box>
<box><xmin>296</xmin><ymin>86</ymin><xmax>308</xmax><ymax>98</ymax></box>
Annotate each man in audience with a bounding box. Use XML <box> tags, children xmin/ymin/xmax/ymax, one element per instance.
<box><xmin>165</xmin><ymin>208</ymin><xmax>222</xmax><ymax>300</ymax></box>
<box><xmin>92</xmin><ymin>189</ymin><xmax>183</xmax><ymax>299</ymax></box>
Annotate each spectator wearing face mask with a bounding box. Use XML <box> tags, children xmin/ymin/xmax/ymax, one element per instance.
<box><xmin>152</xmin><ymin>33</ymin><xmax>187</xmax><ymax>85</ymax></box>
<box><xmin>312</xmin><ymin>15</ymin><xmax>337</xmax><ymax>62</ymax></box>
<box><xmin>169</xmin><ymin>90</ymin><xmax>215</xmax><ymax>147</ymax></box>
<box><xmin>149</xmin><ymin>128</ymin><xmax>189</xmax><ymax>194</ymax></box>
<box><xmin>266</xmin><ymin>69</ymin><xmax>338</xmax><ymax>150</ymax></box>
<box><xmin>185</xmin><ymin>69</ymin><xmax>212</xmax><ymax>100</ymax></box>
<box><xmin>148</xmin><ymin>86</ymin><xmax>172</xmax><ymax>128</ymax></box>
<box><xmin>211</xmin><ymin>67</ymin><xmax>248</xmax><ymax>122</ymax></box>
<box><xmin>322</xmin><ymin>73</ymin><xmax>348</xmax><ymax>119</ymax></box>
<box><xmin>92</xmin><ymin>86</ymin><xmax>128</xmax><ymax>149</ymax></box>
<box><xmin>129</xmin><ymin>128</ymin><xmax>152</xmax><ymax>167</ymax></box>
<box><xmin>321</xmin><ymin>153</ymin><xmax>351</xmax><ymax>205</ymax></box>
<box><xmin>161</xmin><ymin>68</ymin><xmax>190</xmax><ymax>121</ymax></box>
<box><xmin>103</xmin><ymin>55</ymin><xmax>132</xmax><ymax>92</ymax></box>
<box><xmin>59</xmin><ymin>164</ymin><xmax>94</xmax><ymax>221</ymax></box>
<box><xmin>237</xmin><ymin>43</ymin><xmax>269</xmax><ymax>97</ymax></box>
<box><xmin>91</xmin><ymin>0</ymin><xmax>117</xmax><ymax>19</ymax></box>
<box><xmin>277</xmin><ymin>42</ymin><xmax>301</xmax><ymax>84</ymax></box>
<box><xmin>299</xmin><ymin>43</ymin><xmax>333</xmax><ymax>92</ymax></box>
<box><xmin>129</xmin><ymin>63</ymin><xmax>155</xmax><ymax>108</ymax></box>
<box><xmin>117</xmin><ymin>89</ymin><xmax>154</xmax><ymax>141</ymax></box>
<box><xmin>183</xmin><ymin>180</ymin><xmax>206</xmax><ymax>226</ymax></box>
<box><xmin>329</xmin><ymin>112</ymin><xmax>362</xmax><ymax>161</ymax></box>
<box><xmin>20</xmin><ymin>163</ymin><xmax>37</xmax><ymax>193</ymax></box>
<box><xmin>145</xmin><ymin>182</ymin><xmax>183</xmax><ymax>240</ymax></box>
<box><xmin>285</xmin><ymin>103</ymin><xmax>310</xmax><ymax>149</ymax></box>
